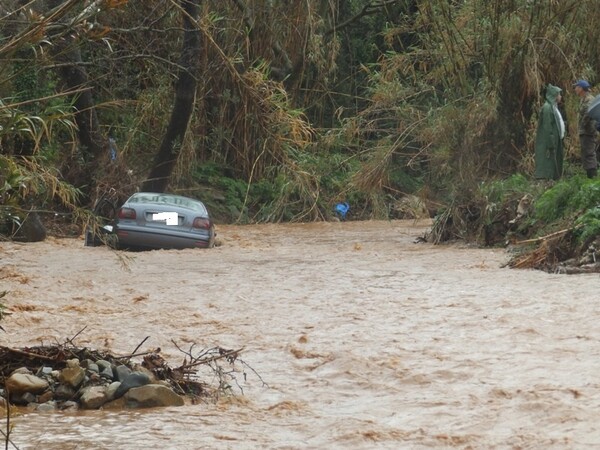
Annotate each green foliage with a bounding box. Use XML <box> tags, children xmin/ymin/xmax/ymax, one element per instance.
<box><xmin>534</xmin><ymin>179</ymin><xmax>580</xmax><ymax>222</ymax></box>
<box><xmin>533</xmin><ymin>176</ymin><xmax>600</xmax><ymax>223</ymax></box>
<box><xmin>530</xmin><ymin>176</ymin><xmax>600</xmax><ymax>246</ymax></box>
<box><xmin>571</xmin><ymin>179</ymin><xmax>600</xmax><ymax>211</ymax></box>
<box><xmin>191</xmin><ymin>142</ymin><xmax>392</xmax><ymax>223</ymax></box>
<box><xmin>0</xmin><ymin>154</ymin><xmax>80</xmax><ymax>238</ymax></box>
<box><xmin>12</xmin><ymin>49</ymin><xmax>60</xmax><ymax>106</ymax></box>
<box><xmin>249</xmin><ymin>173</ymin><xmax>301</xmax><ymax>222</ymax></box>
<box><xmin>192</xmin><ymin>162</ymin><xmax>250</xmax><ymax>222</ymax></box>
<box><xmin>388</xmin><ymin>167</ymin><xmax>422</xmax><ymax>194</ymax></box>
<box><xmin>290</xmin><ymin>147</ymin><xmax>359</xmax><ymax>199</ymax></box>
<box><xmin>479</xmin><ymin>173</ymin><xmax>534</xmax><ymax>204</ymax></box>
<box><xmin>0</xmin><ymin>95</ymin><xmax>80</xmax><ymax>221</ymax></box>
<box><xmin>218</xmin><ymin>177</ymin><xmax>248</xmax><ymax>216</ymax></box>
<box><xmin>472</xmin><ymin>174</ymin><xmax>540</xmax><ymax>232</ymax></box>
<box><xmin>0</xmin><ymin>95</ymin><xmax>77</xmax><ymax>156</ymax></box>
<box><xmin>575</xmin><ymin>207</ymin><xmax>600</xmax><ymax>245</ymax></box>
<box><xmin>429</xmin><ymin>173</ymin><xmax>544</xmax><ymax>244</ymax></box>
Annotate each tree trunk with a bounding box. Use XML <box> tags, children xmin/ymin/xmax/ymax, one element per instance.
<box><xmin>46</xmin><ymin>0</ymin><xmax>107</xmax><ymax>197</ymax></box>
<box><xmin>142</xmin><ymin>0</ymin><xmax>201</xmax><ymax>193</ymax></box>
<box><xmin>58</xmin><ymin>47</ymin><xmax>106</xmax><ymax>165</ymax></box>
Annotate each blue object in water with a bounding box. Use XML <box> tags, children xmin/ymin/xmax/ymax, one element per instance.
<box><xmin>335</xmin><ymin>202</ymin><xmax>350</xmax><ymax>219</ymax></box>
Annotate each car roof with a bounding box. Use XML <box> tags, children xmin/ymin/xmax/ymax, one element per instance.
<box><xmin>127</xmin><ymin>192</ymin><xmax>207</xmax><ymax>213</ymax></box>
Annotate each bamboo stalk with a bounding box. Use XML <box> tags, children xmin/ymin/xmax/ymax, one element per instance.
<box><xmin>514</xmin><ymin>227</ymin><xmax>572</xmax><ymax>245</ymax></box>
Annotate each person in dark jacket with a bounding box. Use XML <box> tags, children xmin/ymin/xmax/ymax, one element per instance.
<box><xmin>573</xmin><ymin>79</ymin><xmax>598</xmax><ymax>178</ymax></box>
<box><xmin>534</xmin><ymin>84</ymin><xmax>565</xmax><ymax>180</ymax></box>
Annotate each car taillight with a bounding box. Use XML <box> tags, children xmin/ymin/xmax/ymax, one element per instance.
<box><xmin>118</xmin><ymin>207</ymin><xmax>136</xmax><ymax>219</ymax></box>
<box><xmin>193</xmin><ymin>217</ymin><xmax>211</xmax><ymax>229</ymax></box>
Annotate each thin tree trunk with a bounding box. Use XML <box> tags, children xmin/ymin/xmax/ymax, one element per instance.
<box><xmin>142</xmin><ymin>0</ymin><xmax>201</xmax><ymax>193</ymax></box>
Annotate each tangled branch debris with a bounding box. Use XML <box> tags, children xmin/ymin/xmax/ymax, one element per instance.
<box><xmin>0</xmin><ymin>335</ymin><xmax>263</xmax><ymax>412</ymax></box>
<box><xmin>507</xmin><ymin>227</ymin><xmax>600</xmax><ymax>273</ymax></box>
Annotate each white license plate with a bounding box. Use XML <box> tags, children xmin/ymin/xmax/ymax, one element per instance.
<box><xmin>150</xmin><ymin>211</ymin><xmax>179</xmax><ymax>225</ymax></box>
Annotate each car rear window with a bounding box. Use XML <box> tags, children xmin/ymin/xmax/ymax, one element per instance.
<box><xmin>128</xmin><ymin>194</ymin><xmax>207</xmax><ymax>213</ymax></box>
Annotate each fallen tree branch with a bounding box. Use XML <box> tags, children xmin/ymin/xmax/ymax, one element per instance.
<box><xmin>177</xmin><ymin>347</ymin><xmax>245</xmax><ymax>371</ymax></box>
<box><xmin>0</xmin><ymin>346</ymin><xmax>57</xmax><ymax>362</ymax></box>
<box><xmin>514</xmin><ymin>227</ymin><xmax>573</xmax><ymax>245</ymax></box>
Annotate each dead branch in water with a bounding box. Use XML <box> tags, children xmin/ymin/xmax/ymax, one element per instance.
<box><xmin>0</xmin><ymin>345</ymin><xmax>59</xmax><ymax>362</ymax></box>
<box><xmin>169</xmin><ymin>341</ymin><xmax>268</xmax><ymax>398</ymax></box>
<box><xmin>514</xmin><ymin>227</ymin><xmax>573</xmax><ymax>245</ymax></box>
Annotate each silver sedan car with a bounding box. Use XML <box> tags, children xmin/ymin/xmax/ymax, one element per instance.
<box><xmin>113</xmin><ymin>192</ymin><xmax>215</xmax><ymax>250</ymax></box>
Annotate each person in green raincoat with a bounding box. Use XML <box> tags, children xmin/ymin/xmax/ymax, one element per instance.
<box><xmin>534</xmin><ymin>84</ymin><xmax>565</xmax><ymax>180</ymax></box>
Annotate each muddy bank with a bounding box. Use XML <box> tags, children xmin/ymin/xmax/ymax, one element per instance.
<box><xmin>1</xmin><ymin>220</ymin><xmax>600</xmax><ymax>449</ymax></box>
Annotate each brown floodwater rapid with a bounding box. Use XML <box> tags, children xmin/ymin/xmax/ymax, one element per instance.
<box><xmin>1</xmin><ymin>220</ymin><xmax>600</xmax><ymax>449</ymax></box>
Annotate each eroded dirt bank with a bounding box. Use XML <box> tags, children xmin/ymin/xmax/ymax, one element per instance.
<box><xmin>1</xmin><ymin>220</ymin><xmax>600</xmax><ymax>449</ymax></box>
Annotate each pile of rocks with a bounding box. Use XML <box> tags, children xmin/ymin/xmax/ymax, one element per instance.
<box><xmin>1</xmin><ymin>356</ymin><xmax>185</xmax><ymax>412</ymax></box>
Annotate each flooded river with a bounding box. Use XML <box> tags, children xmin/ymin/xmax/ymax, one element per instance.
<box><xmin>1</xmin><ymin>220</ymin><xmax>600</xmax><ymax>449</ymax></box>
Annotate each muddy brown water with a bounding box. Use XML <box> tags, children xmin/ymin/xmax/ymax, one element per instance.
<box><xmin>1</xmin><ymin>220</ymin><xmax>600</xmax><ymax>449</ymax></box>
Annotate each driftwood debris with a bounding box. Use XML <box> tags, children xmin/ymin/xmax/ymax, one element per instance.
<box><xmin>508</xmin><ymin>226</ymin><xmax>600</xmax><ymax>274</ymax></box>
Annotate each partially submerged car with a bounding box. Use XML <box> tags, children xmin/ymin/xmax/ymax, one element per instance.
<box><xmin>90</xmin><ymin>192</ymin><xmax>215</xmax><ymax>250</ymax></box>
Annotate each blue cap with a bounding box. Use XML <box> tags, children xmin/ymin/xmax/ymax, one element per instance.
<box><xmin>574</xmin><ymin>79</ymin><xmax>591</xmax><ymax>90</ymax></box>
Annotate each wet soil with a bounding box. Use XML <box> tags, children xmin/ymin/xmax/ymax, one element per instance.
<box><xmin>1</xmin><ymin>220</ymin><xmax>600</xmax><ymax>449</ymax></box>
